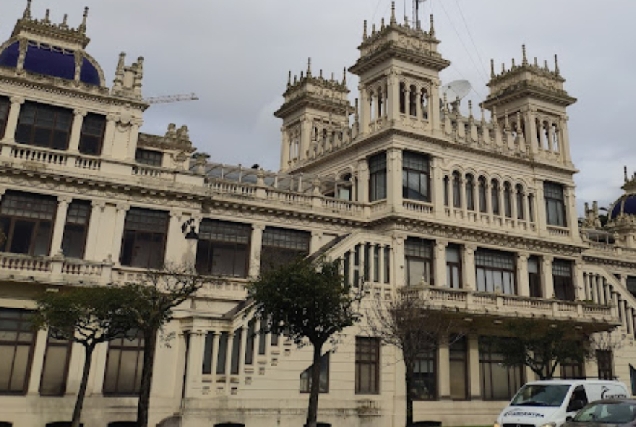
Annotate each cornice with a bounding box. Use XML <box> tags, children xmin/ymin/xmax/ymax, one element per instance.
<box><xmin>483</xmin><ymin>81</ymin><xmax>576</xmax><ymax>109</ymax></box>
<box><xmin>349</xmin><ymin>41</ymin><xmax>450</xmax><ymax>75</ymax></box>
<box><xmin>274</xmin><ymin>93</ymin><xmax>351</xmax><ymax>119</ymax></box>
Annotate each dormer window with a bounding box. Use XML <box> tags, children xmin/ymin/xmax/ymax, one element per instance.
<box><xmin>135</xmin><ymin>148</ymin><xmax>162</xmax><ymax>167</ymax></box>
<box><xmin>78</xmin><ymin>114</ymin><xmax>106</xmax><ymax>156</ymax></box>
<box><xmin>15</xmin><ymin>101</ymin><xmax>73</xmax><ymax>150</ymax></box>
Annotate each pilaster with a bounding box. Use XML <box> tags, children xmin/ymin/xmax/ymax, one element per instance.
<box><xmin>387</xmin><ymin>148</ymin><xmax>403</xmax><ymax>212</ymax></box>
<box><xmin>50</xmin><ymin>196</ymin><xmax>72</xmax><ymax>256</ymax></box>
<box><xmin>27</xmin><ymin>329</ymin><xmax>48</xmax><ymax>394</ymax></box>
<box><xmin>467</xmin><ymin>334</ymin><xmax>481</xmax><ymax>400</ymax></box>
<box><xmin>438</xmin><ymin>337</ymin><xmax>451</xmax><ymax>400</ymax></box>
<box><xmin>111</xmin><ymin>203</ymin><xmax>130</xmax><ymax>264</ymax></box>
<box><xmin>516</xmin><ymin>252</ymin><xmax>529</xmax><ymax>297</ymax></box>
<box><xmin>434</xmin><ymin>239</ymin><xmax>447</xmax><ymax>288</ymax></box>
<box><xmin>542</xmin><ymin>255</ymin><xmax>554</xmax><ymax>298</ymax></box>
<box><xmin>3</xmin><ymin>96</ymin><xmax>24</xmax><ymax>143</ymax></box>
<box><xmin>68</xmin><ymin>109</ymin><xmax>86</xmax><ymax>153</ymax></box>
<box><xmin>392</xmin><ymin>233</ymin><xmax>406</xmax><ymax>287</ymax></box>
<box><xmin>462</xmin><ymin>244</ymin><xmax>476</xmax><ymax>291</ymax></box>
<box><xmin>185</xmin><ymin>330</ymin><xmax>205</xmax><ymax>398</ymax></box>
<box><xmin>249</xmin><ymin>223</ymin><xmax>265</xmax><ymax>279</ymax></box>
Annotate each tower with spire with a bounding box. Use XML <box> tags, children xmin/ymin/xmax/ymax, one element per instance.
<box><xmin>482</xmin><ymin>45</ymin><xmax>577</xmax><ymax>166</ymax></box>
<box><xmin>274</xmin><ymin>59</ymin><xmax>351</xmax><ymax>172</ymax></box>
<box><xmin>348</xmin><ymin>1</ymin><xmax>449</xmax><ymax>136</ymax></box>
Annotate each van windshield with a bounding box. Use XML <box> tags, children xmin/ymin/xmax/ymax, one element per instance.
<box><xmin>510</xmin><ymin>384</ymin><xmax>571</xmax><ymax>407</ymax></box>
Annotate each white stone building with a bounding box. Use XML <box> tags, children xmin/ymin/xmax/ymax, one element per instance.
<box><xmin>0</xmin><ymin>2</ymin><xmax>635</xmax><ymax>427</ymax></box>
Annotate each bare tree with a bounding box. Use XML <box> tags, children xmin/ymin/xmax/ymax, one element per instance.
<box><xmin>121</xmin><ymin>265</ymin><xmax>205</xmax><ymax>427</ymax></box>
<box><xmin>366</xmin><ymin>288</ymin><xmax>464</xmax><ymax>427</ymax></box>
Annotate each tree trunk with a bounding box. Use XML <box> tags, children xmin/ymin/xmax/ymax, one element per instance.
<box><xmin>71</xmin><ymin>345</ymin><xmax>93</xmax><ymax>427</ymax></box>
<box><xmin>405</xmin><ymin>365</ymin><xmax>414</xmax><ymax>427</ymax></box>
<box><xmin>137</xmin><ymin>327</ymin><xmax>158</xmax><ymax>427</ymax></box>
<box><xmin>305</xmin><ymin>343</ymin><xmax>323</xmax><ymax>427</ymax></box>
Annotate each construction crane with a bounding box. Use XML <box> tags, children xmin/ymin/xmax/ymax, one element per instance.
<box><xmin>144</xmin><ymin>93</ymin><xmax>199</xmax><ymax>105</ymax></box>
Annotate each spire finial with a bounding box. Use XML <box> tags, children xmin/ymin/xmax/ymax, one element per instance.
<box><xmin>23</xmin><ymin>0</ymin><xmax>32</xmax><ymax>19</ymax></box>
<box><xmin>490</xmin><ymin>59</ymin><xmax>495</xmax><ymax>78</ymax></box>
<box><xmin>363</xmin><ymin>20</ymin><xmax>368</xmax><ymax>39</ymax></box>
<box><xmin>554</xmin><ymin>54</ymin><xmax>560</xmax><ymax>75</ymax></box>
<box><xmin>62</xmin><ymin>14</ymin><xmax>68</xmax><ymax>27</ymax></box>
<box><xmin>522</xmin><ymin>44</ymin><xmax>528</xmax><ymax>66</ymax></box>
<box><xmin>342</xmin><ymin>67</ymin><xmax>347</xmax><ymax>86</ymax></box>
<box><xmin>372</xmin><ymin>23</ymin><xmax>376</xmax><ymax>35</ymax></box>
<box><xmin>501</xmin><ymin>63</ymin><xmax>505</xmax><ymax>73</ymax></box>
<box><xmin>306</xmin><ymin>57</ymin><xmax>312</xmax><ymax>78</ymax></box>
<box><xmin>287</xmin><ymin>70</ymin><xmax>292</xmax><ymax>87</ymax></box>
<box><xmin>511</xmin><ymin>58</ymin><xmax>515</xmax><ymax>68</ymax></box>
<box><xmin>381</xmin><ymin>18</ymin><xmax>385</xmax><ymax>30</ymax></box>
<box><xmin>544</xmin><ymin>59</ymin><xmax>549</xmax><ymax>70</ymax></box>
<box><xmin>44</xmin><ymin>9</ymin><xmax>50</xmax><ymax>23</ymax></box>
<box><xmin>390</xmin><ymin>1</ymin><xmax>397</xmax><ymax>25</ymax></box>
<box><xmin>79</xmin><ymin>6</ymin><xmax>89</xmax><ymax>33</ymax></box>
<box><xmin>625</xmin><ymin>166</ymin><xmax>628</xmax><ymax>183</ymax></box>
<box><xmin>429</xmin><ymin>14</ymin><xmax>435</xmax><ymax>36</ymax></box>
<box><xmin>534</xmin><ymin>57</ymin><xmax>538</xmax><ymax>67</ymax></box>
<box><xmin>468</xmin><ymin>100</ymin><xmax>473</xmax><ymax>118</ymax></box>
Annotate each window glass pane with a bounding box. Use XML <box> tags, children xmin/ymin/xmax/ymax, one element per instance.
<box><xmin>40</xmin><ymin>341</ymin><xmax>71</xmax><ymax>396</ymax></box>
<box><xmin>135</xmin><ymin>149</ymin><xmax>163</xmax><ymax>166</ymax></box>
<box><xmin>15</xmin><ymin>101</ymin><xmax>72</xmax><ymax>149</ymax></box>
<box><xmin>202</xmin><ymin>332</ymin><xmax>214</xmax><ymax>375</ymax></box>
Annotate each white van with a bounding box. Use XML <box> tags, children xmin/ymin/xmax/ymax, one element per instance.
<box><xmin>494</xmin><ymin>380</ymin><xmax>630</xmax><ymax>427</ymax></box>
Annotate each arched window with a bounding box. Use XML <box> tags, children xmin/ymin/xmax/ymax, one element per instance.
<box><xmin>516</xmin><ymin>184</ymin><xmax>525</xmax><ymax>220</ymax></box>
<box><xmin>421</xmin><ymin>88</ymin><xmax>429</xmax><ymax>120</ymax></box>
<box><xmin>478</xmin><ymin>176</ymin><xmax>487</xmax><ymax>213</ymax></box>
<box><xmin>465</xmin><ymin>174</ymin><xmax>475</xmax><ymax>211</ymax></box>
<box><xmin>503</xmin><ymin>182</ymin><xmax>512</xmax><ymax>218</ymax></box>
<box><xmin>399</xmin><ymin>83</ymin><xmax>406</xmax><ymax>114</ymax></box>
<box><xmin>409</xmin><ymin>85</ymin><xmax>418</xmax><ymax>117</ymax></box>
<box><xmin>443</xmin><ymin>175</ymin><xmax>450</xmax><ymax>206</ymax></box>
<box><xmin>491</xmin><ymin>179</ymin><xmax>500</xmax><ymax>215</ymax></box>
<box><xmin>452</xmin><ymin>171</ymin><xmax>461</xmax><ymax>208</ymax></box>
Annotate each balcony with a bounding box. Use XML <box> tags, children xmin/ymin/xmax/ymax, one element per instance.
<box><xmin>0</xmin><ymin>252</ymin><xmax>111</xmax><ymax>285</ymax></box>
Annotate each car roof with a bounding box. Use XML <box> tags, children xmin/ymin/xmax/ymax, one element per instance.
<box><xmin>588</xmin><ymin>399</ymin><xmax>636</xmax><ymax>405</ymax></box>
<box><xmin>525</xmin><ymin>380</ymin><xmax>624</xmax><ymax>386</ymax></box>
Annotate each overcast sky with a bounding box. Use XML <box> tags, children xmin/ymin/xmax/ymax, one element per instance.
<box><xmin>1</xmin><ymin>0</ymin><xmax>634</xmax><ymax>214</ymax></box>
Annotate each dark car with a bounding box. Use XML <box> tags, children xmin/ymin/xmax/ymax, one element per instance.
<box><xmin>566</xmin><ymin>399</ymin><xmax>636</xmax><ymax>427</ymax></box>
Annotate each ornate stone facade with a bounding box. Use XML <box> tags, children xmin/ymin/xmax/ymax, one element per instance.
<box><xmin>0</xmin><ymin>3</ymin><xmax>635</xmax><ymax>427</ymax></box>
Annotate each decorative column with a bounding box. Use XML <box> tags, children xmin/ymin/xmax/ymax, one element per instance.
<box><xmin>68</xmin><ymin>109</ymin><xmax>86</xmax><ymax>153</ymax></box>
<box><xmin>3</xmin><ymin>96</ymin><xmax>24</xmax><ymax>143</ymax></box>
<box><xmin>387</xmin><ymin>72</ymin><xmax>401</xmax><ymax>122</ymax></box>
<box><xmin>210</xmin><ymin>332</ymin><xmax>220</xmax><ymax>385</ymax></box>
<box><xmin>368</xmin><ymin>244</ymin><xmax>376</xmax><ymax>283</ymax></box>
<box><xmin>359</xmin><ymin>86</ymin><xmax>370</xmax><ymax>135</ymax></box>
<box><xmin>525</xmin><ymin>108</ymin><xmax>539</xmax><ymax>154</ymax></box>
<box><xmin>511</xmin><ymin>187</ymin><xmax>518</xmax><ymax>224</ymax></box>
<box><xmin>429</xmin><ymin>79</ymin><xmax>441</xmax><ymax>133</ymax></box>
<box><xmin>460</xmin><ymin>176</ymin><xmax>467</xmax><ymax>217</ymax></box>
<box><xmin>434</xmin><ymin>240</ymin><xmax>447</xmax><ymax>287</ymax></box>
<box><xmin>438</xmin><ymin>337</ymin><xmax>451</xmax><ymax>400</ymax></box>
<box><xmin>378</xmin><ymin>245</ymin><xmax>386</xmax><ymax>284</ymax></box>
<box><xmin>300</xmin><ymin>118</ymin><xmax>313</xmax><ymax>162</ymax></box>
<box><xmin>27</xmin><ymin>329</ymin><xmax>48</xmax><ymax>394</ymax></box>
<box><xmin>565</xmin><ymin>186</ymin><xmax>580</xmax><ymax>241</ymax></box>
<box><xmin>431</xmin><ymin>158</ymin><xmax>445</xmax><ymax>218</ymax></box>
<box><xmin>249</xmin><ymin>223</ymin><xmax>265</xmax><ymax>279</ymax></box>
<box><xmin>83</xmin><ymin>201</ymin><xmax>105</xmax><ymax>261</ymax></box>
<box><xmin>238</xmin><ymin>326</ymin><xmax>248</xmax><ymax>383</ymax></box>
<box><xmin>49</xmin><ymin>196</ymin><xmax>71</xmax><ymax>257</ymax></box>
<box><xmin>415</xmin><ymin>85</ymin><xmax>422</xmax><ymax>120</ymax></box>
<box><xmin>541</xmin><ymin>256</ymin><xmax>554</xmax><ymax>298</ymax></box>
<box><xmin>516</xmin><ymin>252</ymin><xmax>530</xmax><ymax>297</ymax></box>
<box><xmin>224</xmin><ymin>332</ymin><xmax>235</xmax><ymax>378</ymax></box>
<box><xmin>524</xmin><ymin>193</ymin><xmax>532</xmax><ymax>225</ymax></box>
<box><xmin>185</xmin><ymin>330</ymin><xmax>205</xmax><ymax>398</ymax></box>
<box><xmin>462</xmin><ymin>244</ymin><xmax>476</xmax><ymax>291</ymax></box>
<box><xmin>386</xmin><ymin>148</ymin><xmax>403</xmax><ymax>212</ymax></box>
<box><xmin>392</xmin><ymin>233</ymin><xmax>406</xmax><ymax>287</ymax></box>
<box><xmin>559</xmin><ymin>116</ymin><xmax>572</xmax><ymax>163</ymax></box>
<box><xmin>404</xmin><ymin>85</ymin><xmax>411</xmax><ymax>117</ymax></box>
<box><xmin>110</xmin><ymin>203</ymin><xmax>130</xmax><ymax>264</ymax></box>
<box><xmin>535</xmin><ymin>180</ymin><xmax>547</xmax><ymax>236</ymax></box>
<box><xmin>574</xmin><ymin>261</ymin><xmax>585</xmax><ymax>301</ymax></box>
<box><xmin>100</xmin><ymin>114</ymin><xmax>117</xmax><ymax>157</ymax></box>
<box><xmin>485</xmin><ymin>180</ymin><xmax>493</xmax><ymax>223</ymax></box>
<box><xmin>467</xmin><ymin>334</ymin><xmax>481</xmax><ymax>400</ymax></box>
<box><xmin>357</xmin><ymin>159</ymin><xmax>369</xmax><ymax>203</ymax></box>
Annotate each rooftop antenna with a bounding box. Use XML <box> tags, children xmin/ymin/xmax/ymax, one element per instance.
<box><xmin>413</xmin><ymin>0</ymin><xmax>426</xmax><ymax>30</ymax></box>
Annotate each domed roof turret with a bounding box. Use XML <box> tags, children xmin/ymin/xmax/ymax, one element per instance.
<box><xmin>0</xmin><ymin>2</ymin><xmax>104</xmax><ymax>87</ymax></box>
<box><xmin>609</xmin><ymin>167</ymin><xmax>636</xmax><ymax>221</ymax></box>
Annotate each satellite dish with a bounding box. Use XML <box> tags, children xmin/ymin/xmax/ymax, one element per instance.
<box><xmin>440</xmin><ymin>80</ymin><xmax>472</xmax><ymax>101</ymax></box>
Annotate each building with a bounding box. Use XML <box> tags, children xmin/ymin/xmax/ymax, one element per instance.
<box><xmin>0</xmin><ymin>2</ymin><xmax>635</xmax><ymax>427</ymax></box>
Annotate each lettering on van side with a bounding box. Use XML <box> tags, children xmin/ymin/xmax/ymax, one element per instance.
<box><xmin>601</xmin><ymin>386</ymin><xmax>627</xmax><ymax>399</ymax></box>
<box><xmin>503</xmin><ymin>411</ymin><xmax>545</xmax><ymax>418</ymax></box>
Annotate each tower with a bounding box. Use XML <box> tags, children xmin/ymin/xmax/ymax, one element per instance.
<box><xmin>274</xmin><ymin>60</ymin><xmax>351</xmax><ymax>173</ymax></box>
<box><xmin>482</xmin><ymin>46</ymin><xmax>577</xmax><ymax>165</ymax></box>
<box><xmin>348</xmin><ymin>2</ymin><xmax>450</xmax><ymax>135</ymax></box>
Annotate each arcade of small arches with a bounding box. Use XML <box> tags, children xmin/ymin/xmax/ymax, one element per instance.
<box><xmin>366</xmin><ymin>80</ymin><xmax>431</xmax><ymax>122</ymax></box>
<box><xmin>502</xmin><ymin>113</ymin><xmax>563</xmax><ymax>153</ymax></box>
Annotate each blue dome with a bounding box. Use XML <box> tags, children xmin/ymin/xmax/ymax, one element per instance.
<box><xmin>0</xmin><ymin>41</ymin><xmax>100</xmax><ymax>86</ymax></box>
<box><xmin>610</xmin><ymin>194</ymin><xmax>636</xmax><ymax>219</ymax></box>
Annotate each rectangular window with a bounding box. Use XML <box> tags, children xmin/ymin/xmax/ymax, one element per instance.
<box><xmin>0</xmin><ymin>191</ymin><xmax>57</xmax><ymax>256</ymax></box>
<box><xmin>373</xmin><ymin>245</ymin><xmax>380</xmax><ymax>282</ymax></box>
<box><xmin>405</xmin><ymin>237</ymin><xmax>433</xmax><ymax>286</ymax></box>
<box><xmin>300</xmin><ymin>352</ymin><xmax>329</xmax><ymax>393</ymax></box>
<box><xmin>0</xmin><ymin>308</ymin><xmax>35</xmax><ymax>395</ymax></box>
<box><xmin>78</xmin><ymin>113</ymin><xmax>106</xmax><ymax>155</ymax></box>
<box><xmin>103</xmin><ymin>334</ymin><xmax>144</xmax><ymax>396</ymax></box>
<box><xmin>215</xmin><ymin>332</ymin><xmax>229</xmax><ymax>375</ymax></box>
<box><xmin>39</xmin><ymin>336</ymin><xmax>72</xmax><ymax>396</ymax></box>
<box><xmin>0</xmin><ymin>96</ymin><xmax>9</xmax><ymax>140</ymax></box>
<box><xmin>553</xmin><ymin>259</ymin><xmax>574</xmax><ymax>301</ymax></box>
<box><xmin>475</xmin><ymin>249</ymin><xmax>516</xmax><ymax>294</ymax></box>
<box><xmin>369</xmin><ymin>152</ymin><xmax>387</xmax><ymax>202</ymax></box>
<box><xmin>450</xmin><ymin>336</ymin><xmax>468</xmax><ymax>400</ymax></box>
<box><xmin>413</xmin><ymin>347</ymin><xmax>437</xmax><ymax>400</ymax></box>
<box><xmin>544</xmin><ymin>182</ymin><xmax>567</xmax><ymax>227</ymax></box>
<box><xmin>202</xmin><ymin>332</ymin><xmax>215</xmax><ymax>375</ymax></box>
<box><xmin>355</xmin><ymin>337</ymin><xmax>380</xmax><ymax>394</ymax></box>
<box><xmin>135</xmin><ymin>148</ymin><xmax>163</xmax><ymax>167</ymax></box>
<box><xmin>15</xmin><ymin>101</ymin><xmax>73</xmax><ymax>150</ymax></box>
<box><xmin>384</xmin><ymin>246</ymin><xmax>390</xmax><ymax>284</ymax></box>
<box><xmin>196</xmin><ymin>220</ymin><xmax>250</xmax><ymax>277</ymax></box>
<box><xmin>597</xmin><ymin>350</ymin><xmax>613</xmax><ymax>380</ymax></box>
<box><xmin>560</xmin><ymin>354</ymin><xmax>584</xmax><ymax>379</ymax></box>
<box><xmin>120</xmin><ymin>208</ymin><xmax>169</xmax><ymax>268</ymax></box>
<box><xmin>402</xmin><ymin>151</ymin><xmax>430</xmax><ymax>202</ymax></box>
<box><xmin>260</xmin><ymin>227</ymin><xmax>310</xmax><ymax>274</ymax></box>
<box><xmin>528</xmin><ymin>256</ymin><xmax>542</xmax><ymax>298</ymax></box>
<box><xmin>479</xmin><ymin>337</ymin><xmax>524</xmax><ymax>400</ymax></box>
<box><xmin>61</xmin><ymin>200</ymin><xmax>91</xmax><ymax>259</ymax></box>
<box><xmin>446</xmin><ymin>244</ymin><xmax>461</xmax><ymax>289</ymax></box>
